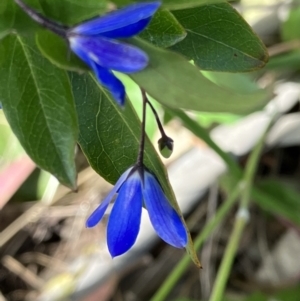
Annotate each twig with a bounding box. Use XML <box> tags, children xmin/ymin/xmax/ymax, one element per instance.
<box><xmin>2</xmin><ymin>255</ymin><xmax>45</xmax><ymax>289</ymax></box>
<box><xmin>19</xmin><ymin>252</ymin><xmax>68</xmax><ymax>272</ymax></box>
<box><xmin>268</xmin><ymin>40</ymin><xmax>300</xmax><ymax>57</ymax></box>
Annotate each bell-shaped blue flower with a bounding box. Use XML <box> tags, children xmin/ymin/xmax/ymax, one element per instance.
<box><xmin>67</xmin><ymin>2</ymin><xmax>161</xmax><ymax>106</ymax></box>
<box><xmin>86</xmin><ymin>165</ymin><xmax>188</xmax><ymax>257</ymax></box>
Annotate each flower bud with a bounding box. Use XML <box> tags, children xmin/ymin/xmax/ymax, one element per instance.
<box><xmin>158</xmin><ymin>136</ymin><xmax>174</xmax><ymax>158</ymax></box>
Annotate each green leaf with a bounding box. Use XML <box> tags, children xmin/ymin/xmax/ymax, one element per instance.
<box><xmin>36</xmin><ymin>30</ymin><xmax>88</xmax><ymax>72</ymax></box>
<box><xmin>162</xmin><ymin>0</ymin><xmax>225</xmax><ymax>10</ymax></box>
<box><xmin>13</xmin><ymin>0</ymin><xmax>43</xmax><ymax>35</ymax></box>
<box><xmin>139</xmin><ymin>8</ymin><xmax>186</xmax><ymax>48</ymax></box>
<box><xmin>243</xmin><ymin>292</ymin><xmax>267</xmax><ymax>301</ymax></box>
<box><xmin>172</xmin><ymin>299</ymin><xmax>197</xmax><ymax>301</ymax></box>
<box><xmin>0</xmin><ymin>0</ymin><xmax>15</xmax><ymax>37</ymax></box>
<box><xmin>70</xmin><ymin>72</ymin><xmax>200</xmax><ymax>267</ymax></box>
<box><xmin>267</xmin><ymin>50</ymin><xmax>300</xmax><ymax>70</ymax></box>
<box><xmin>195</xmin><ymin>111</ymin><xmax>240</xmax><ymax>128</ymax></box>
<box><xmin>0</xmin><ymin>0</ymin><xmax>7</xmax><ymax>13</ymax></box>
<box><xmin>38</xmin><ymin>0</ymin><xmax>107</xmax><ymax>25</ymax></box>
<box><xmin>243</xmin><ymin>286</ymin><xmax>300</xmax><ymax>301</ymax></box>
<box><xmin>113</xmin><ymin>0</ymin><xmax>225</xmax><ymax>10</ymax></box>
<box><xmin>170</xmin><ymin>3</ymin><xmax>269</xmax><ymax>72</ymax></box>
<box><xmin>0</xmin><ymin>42</ymin><xmax>5</xmax><ymax>65</ymax></box>
<box><xmin>281</xmin><ymin>6</ymin><xmax>300</xmax><ymax>41</ymax></box>
<box><xmin>201</xmin><ymin>71</ymin><xmax>264</xmax><ymax>94</ymax></box>
<box><xmin>254</xmin><ymin>179</ymin><xmax>300</xmax><ymax>226</ymax></box>
<box><xmin>130</xmin><ymin>39</ymin><xmax>269</xmax><ymax>114</ymax></box>
<box><xmin>0</xmin><ymin>34</ymin><xmax>78</xmax><ymax>189</ymax></box>
<box><xmin>275</xmin><ymin>286</ymin><xmax>300</xmax><ymax>301</ymax></box>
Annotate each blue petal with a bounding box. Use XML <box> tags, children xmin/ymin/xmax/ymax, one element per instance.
<box><xmin>70</xmin><ymin>2</ymin><xmax>160</xmax><ymax>36</ymax></box>
<box><xmin>90</xmin><ymin>62</ymin><xmax>125</xmax><ymax>106</ymax></box>
<box><xmin>98</xmin><ymin>17</ymin><xmax>152</xmax><ymax>39</ymax></box>
<box><xmin>143</xmin><ymin>171</ymin><xmax>188</xmax><ymax>248</ymax></box>
<box><xmin>86</xmin><ymin>167</ymin><xmax>133</xmax><ymax>228</ymax></box>
<box><xmin>107</xmin><ymin>171</ymin><xmax>143</xmax><ymax>257</ymax></box>
<box><xmin>69</xmin><ymin>36</ymin><xmax>148</xmax><ymax>73</ymax></box>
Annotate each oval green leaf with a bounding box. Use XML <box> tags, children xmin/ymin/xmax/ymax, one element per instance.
<box><xmin>13</xmin><ymin>0</ymin><xmax>43</xmax><ymax>35</ymax></box>
<box><xmin>162</xmin><ymin>0</ymin><xmax>225</xmax><ymax>10</ymax></box>
<box><xmin>139</xmin><ymin>8</ymin><xmax>186</xmax><ymax>48</ymax></box>
<box><xmin>200</xmin><ymin>71</ymin><xmax>264</xmax><ymax>94</ymax></box>
<box><xmin>38</xmin><ymin>0</ymin><xmax>107</xmax><ymax>25</ymax></box>
<box><xmin>36</xmin><ymin>30</ymin><xmax>88</xmax><ymax>72</ymax></box>
<box><xmin>0</xmin><ymin>34</ymin><xmax>78</xmax><ymax>189</ymax></box>
<box><xmin>130</xmin><ymin>38</ymin><xmax>269</xmax><ymax>114</ymax></box>
<box><xmin>170</xmin><ymin>3</ymin><xmax>269</xmax><ymax>72</ymax></box>
<box><xmin>113</xmin><ymin>0</ymin><xmax>225</xmax><ymax>10</ymax></box>
<box><xmin>0</xmin><ymin>0</ymin><xmax>15</xmax><ymax>37</ymax></box>
<box><xmin>281</xmin><ymin>6</ymin><xmax>300</xmax><ymax>41</ymax></box>
<box><xmin>254</xmin><ymin>180</ymin><xmax>300</xmax><ymax>227</ymax></box>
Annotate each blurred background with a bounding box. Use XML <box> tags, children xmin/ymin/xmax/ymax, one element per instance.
<box><xmin>2</xmin><ymin>0</ymin><xmax>300</xmax><ymax>300</ymax></box>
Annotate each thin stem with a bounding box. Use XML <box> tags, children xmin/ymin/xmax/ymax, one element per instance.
<box><xmin>239</xmin><ymin>119</ymin><xmax>274</xmax><ymax>209</ymax></box>
<box><xmin>14</xmin><ymin>0</ymin><xmax>68</xmax><ymax>38</ymax></box>
<box><xmin>136</xmin><ymin>89</ymin><xmax>147</xmax><ymax>166</ymax></box>
<box><xmin>150</xmin><ymin>183</ymin><xmax>241</xmax><ymax>301</ymax></box>
<box><xmin>208</xmin><ymin>212</ymin><xmax>246</xmax><ymax>301</ymax></box>
<box><xmin>146</xmin><ymin>100</ymin><xmax>168</xmax><ymax>139</ymax></box>
<box><xmin>268</xmin><ymin>39</ymin><xmax>300</xmax><ymax>57</ymax></box>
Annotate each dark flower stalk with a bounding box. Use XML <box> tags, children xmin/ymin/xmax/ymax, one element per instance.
<box><xmin>14</xmin><ymin>0</ymin><xmax>68</xmax><ymax>37</ymax></box>
<box><xmin>146</xmin><ymin>98</ymin><xmax>174</xmax><ymax>158</ymax></box>
<box><xmin>136</xmin><ymin>89</ymin><xmax>148</xmax><ymax>167</ymax></box>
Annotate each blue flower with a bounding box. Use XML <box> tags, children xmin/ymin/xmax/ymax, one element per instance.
<box><xmin>86</xmin><ymin>165</ymin><xmax>188</xmax><ymax>257</ymax></box>
<box><xmin>67</xmin><ymin>2</ymin><xmax>161</xmax><ymax>106</ymax></box>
